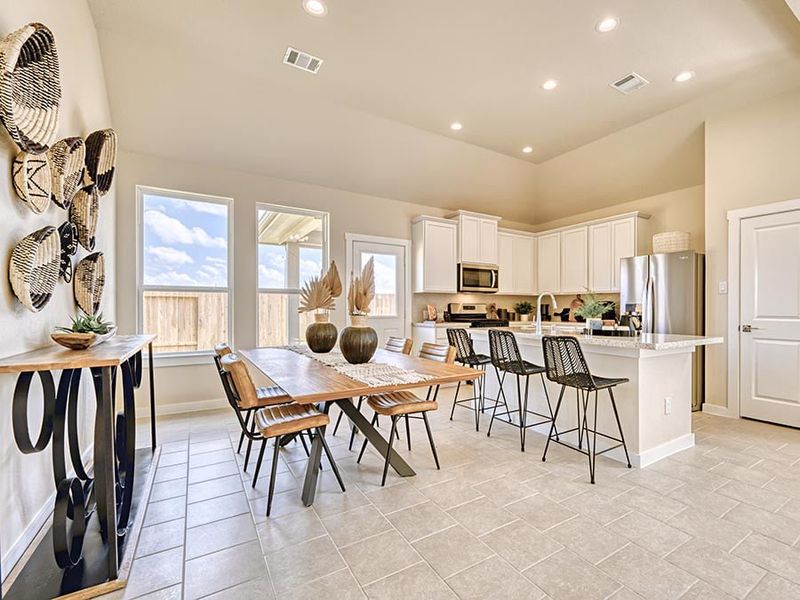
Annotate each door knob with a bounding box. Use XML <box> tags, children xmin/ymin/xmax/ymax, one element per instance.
<box><xmin>740</xmin><ymin>324</ymin><xmax>761</xmax><ymax>332</ymax></box>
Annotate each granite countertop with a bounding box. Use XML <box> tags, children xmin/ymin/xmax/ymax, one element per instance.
<box><xmin>413</xmin><ymin>322</ymin><xmax>471</xmax><ymax>328</ymax></box>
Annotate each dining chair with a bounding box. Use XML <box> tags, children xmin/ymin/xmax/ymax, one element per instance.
<box><xmin>332</xmin><ymin>336</ymin><xmax>412</xmax><ymax>449</ymax></box>
<box><xmin>220</xmin><ymin>353</ymin><xmax>346</xmax><ymax>515</ymax></box>
<box><xmin>541</xmin><ymin>336</ymin><xmax>631</xmax><ymax>483</ymax></box>
<box><xmin>446</xmin><ymin>328</ymin><xmax>492</xmax><ymax>431</ymax></box>
<box><xmin>357</xmin><ymin>342</ymin><xmax>455</xmax><ymax>486</ymax></box>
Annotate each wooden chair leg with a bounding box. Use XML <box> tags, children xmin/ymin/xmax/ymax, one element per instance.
<box><xmin>252</xmin><ymin>438</ymin><xmax>268</xmax><ymax>488</ymax></box>
<box><xmin>422</xmin><ymin>412</ymin><xmax>440</xmax><ymax>469</ymax></box>
<box><xmin>382</xmin><ymin>417</ymin><xmax>399</xmax><ymax>486</ymax></box>
<box><xmin>266</xmin><ymin>438</ymin><xmax>281</xmax><ymax>517</ymax></box>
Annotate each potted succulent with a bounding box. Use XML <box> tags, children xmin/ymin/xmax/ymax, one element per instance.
<box><xmin>299</xmin><ymin>260</ymin><xmax>342</xmax><ymax>353</ymax></box>
<box><xmin>514</xmin><ymin>301</ymin><xmax>534</xmax><ymax>322</ymax></box>
<box><xmin>573</xmin><ymin>292</ymin><xmax>613</xmax><ymax>334</ymax></box>
<box><xmin>51</xmin><ymin>311</ymin><xmax>116</xmax><ymax>350</ymax></box>
<box><xmin>340</xmin><ymin>257</ymin><xmax>378</xmax><ymax>364</ymax></box>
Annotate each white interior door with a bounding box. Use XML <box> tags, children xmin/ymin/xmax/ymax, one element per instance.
<box><xmin>740</xmin><ymin>209</ymin><xmax>800</xmax><ymax>427</ymax></box>
<box><xmin>348</xmin><ymin>236</ymin><xmax>408</xmax><ymax>346</ymax></box>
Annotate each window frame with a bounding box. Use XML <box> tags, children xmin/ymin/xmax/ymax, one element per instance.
<box><xmin>136</xmin><ymin>185</ymin><xmax>235</xmax><ymax>366</ymax></box>
<box><xmin>256</xmin><ymin>202</ymin><xmax>329</xmax><ymax>346</ymax></box>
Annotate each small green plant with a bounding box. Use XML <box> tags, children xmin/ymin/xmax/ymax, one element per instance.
<box><xmin>56</xmin><ymin>311</ymin><xmax>114</xmax><ymax>334</ymax></box>
<box><xmin>573</xmin><ymin>292</ymin><xmax>613</xmax><ymax>320</ymax></box>
<box><xmin>514</xmin><ymin>301</ymin><xmax>534</xmax><ymax>315</ymax></box>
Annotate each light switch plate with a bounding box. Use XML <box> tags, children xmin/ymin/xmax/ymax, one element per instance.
<box><xmin>718</xmin><ymin>281</ymin><xmax>728</xmax><ymax>294</ymax></box>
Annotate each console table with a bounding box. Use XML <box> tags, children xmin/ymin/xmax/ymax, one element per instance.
<box><xmin>0</xmin><ymin>335</ymin><xmax>156</xmax><ymax>599</ymax></box>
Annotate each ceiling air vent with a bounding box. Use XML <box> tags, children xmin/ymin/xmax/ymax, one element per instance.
<box><xmin>610</xmin><ymin>72</ymin><xmax>649</xmax><ymax>95</ymax></box>
<box><xmin>283</xmin><ymin>47</ymin><xmax>323</xmax><ymax>74</ymax></box>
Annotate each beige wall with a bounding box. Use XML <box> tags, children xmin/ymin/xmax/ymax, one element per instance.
<box><xmin>704</xmin><ymin>86</ymin><xmax>800</xmax><ymax>409</ymax></box>
<box><xmin>0</xmin><ymin>1</ymin><xmax>115</xmax><ymax>573</ymax></box>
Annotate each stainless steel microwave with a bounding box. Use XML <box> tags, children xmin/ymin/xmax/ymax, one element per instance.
<box><xmin>458</xmin><ymin>263</ymin><xmax>499</xmax><ymax>293</ymax></box>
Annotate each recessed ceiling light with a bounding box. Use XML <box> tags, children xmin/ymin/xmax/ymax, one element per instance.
<box><xmin>542</xmin><ymin>79</ymin><xmax>558</xmax><ymax>91</ymax></box>
<box><xmin>302</xmin><ymin>0</ymin><xmax>327</xmax><ymax>16</ymax></box>
<box><xmin>673</xmin><ymin>70</ymin><xmax>695</xmax><ymax>83</ymax></box>
<box><xmin>596</xmin><ymin>17</ymin><xmax>619</xmax><ymax>33</ymax></box>
<box><xmin>450</xmin><ymin>122</ymin><xmax>463</xmax><ymax>131</ymax></box>
<box><xmin>522</xmin><ymin>146</ymin><xmax>533</xmax><ymax>154</ymax></box>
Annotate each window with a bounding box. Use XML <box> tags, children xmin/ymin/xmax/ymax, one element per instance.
<box><xmin>257</xmin><ymin>204</ymin><xmax>328</xmax><ymax>346</ymax></box>
<box><xmin>361</xmin><ymin>252</ymin><xmax>397</xmax><ymax>316</ymax></box>
<box><xmin>137</xmin><ymin>186</ymin><xmax>233</xmax><ymax>357</ymax></box>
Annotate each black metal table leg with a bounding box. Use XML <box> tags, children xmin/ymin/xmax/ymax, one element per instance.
<box><xmin>301</xmin><ymin>402</ymin><xmax>329</xmax><ymax>506</ymax></box>
<box><xmin>94</xmin><ymin>366</ymin><xmax>119</xmax><ymax>579</ymax></box>
<box><xmin>336</xmin><ymin>397</ymin><xmax>416</xmax><ymax>477</ymax></box>
<box><xmin>148</xmin><ymin>342</ymin><xmax>156</xmax><ymax>451</ymax></box>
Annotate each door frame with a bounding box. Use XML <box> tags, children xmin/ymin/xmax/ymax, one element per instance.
<box><xmin>345</xmin><ymin>233</ymin><xmax>412</xmax><ymax>339</ymax></box>
<box><xmin>724</xmin><ymin>197</ymin><xmax>800</xmax><ymax>419</ymax></box>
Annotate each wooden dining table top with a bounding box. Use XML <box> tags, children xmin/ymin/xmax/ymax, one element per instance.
<box><xmin>238</xmin><ymin>347</ymin><xmax>481</xmax><ymax>404</ymax></box>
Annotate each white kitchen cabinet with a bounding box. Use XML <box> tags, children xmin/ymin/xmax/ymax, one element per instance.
<box><xmin>498</xmin><ymin>229</ymin><xmax>536</xmax><ymax>295</ymax></box>
<box><xmin>611</xmin><ymin>217</ymin><xmax>636</xmax><ymax>290</ymax></box>
<box><xmin>412</xmin><ymin>216</ymin><xmax>457</xmax><ymax>293</ymax></box>
<box><xmin>589</xmin><ymin>222</ymin><xmax>613</xmax><ymax>292</ymax></box>
<box><xmin>497</xmin><ymin>231</ymin><xmax>514</xmax><ymax>294</ymax></box>
<box><xmin>560</xmin><ymin>226</ymin><xmax>588</xmax><ymax>293</ymax></box>
<box><xmin>537</xmin><ymin>232</ymin><xmax>560</xmax><ymax>293</ymax></box>
<box><xmin>447</xmin><ymin>211</ymin><xmax>501</xmax><ymax>265</ymax></box>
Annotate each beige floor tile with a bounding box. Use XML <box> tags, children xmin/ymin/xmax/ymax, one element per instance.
<box><xmin>446</xmin><ymin>555</ymin><xmax>546</xmax><ymax>600</ymax></box>
<box><xmin>716</xmin><ymin>480</ymin><xmax>789</xmax><ymax>512</ymax></box>
<box><xmin>187</xmin><ymin>474</ymin><xmax>243</xmax><ymax>504</ymax></box>
<box><xmin>506</xmin><ymin>493</ymin><xmax>577</xmax><ymax>531</ymax></box>
<box><xmin>185</xmin><ymin>512</ymin><xmax>258</xmax><ymax>559</ymax></box>
<box><xmin>267</xmin><ymin>535</ymin><xmax>347</xmax><ymax>593</ymax></box>
<box><xmin>278</xmin><ymin>568</ymin><xmax>364</xmax><ymax>600</ymax></box>
<box><xmin>143</xmin><ymin>496</ymin><xmax>186</xmax><ymax>527</ymax></box>
<box><xmin>203</xmin><ymin>576</ymin><xmax>274</xmax><ymax>599</ymax></box>
<box><xmin>598</xmin><ymin>543</ymin><xmax>697</xmax><ymax>600</ymax></box>
<box><xmin>189</xmin><ymin>438</ymin><xmax>232</xmax><ymax>455</ymax></box>
<box><xmin>649</xmin><ymin>460</ymin><xmax>730</xmax><ymax>491</ymax></box>
<box><xmin>188</xmin><ymin>459</ymin><xmax>240</xmax><ymax>484</ymax></box>
<box><xmin>547</xmin><ymin>516</ymin><xmax>628</xmax><ymax>565</ymax></box>
<box><xmin>481</xmin><ymin>521</ymin><xmax>563</xmax><ymax>571</ymax></box>
<box><xmin>186</xmin><ymin>491</ymin><xmax>250</xmax><ymax>528</ymax></box>
<box><xmin>384</xmin><ymin>500</ymin><xmax>457</xmax><ymax>542</ymax></box>
<box><xmin>666</xmin><ymin>484</ymin><xmax>739</xmax><ymax>518</ymax></box>
<box><xmin>420</xmin><ymin>477</ymin><xmax>483</xmax><ymax>510</ymax></box>
<box><xmin>148</xmin><ymin>478</ymin><xmax>187</xmax><ymax>503</ymax></box>
<box><xmin>745</xmin><ymin>573</ymin><xmax>800</xmax><ymax>600</ymax></box>
<box><xmin>447</xmin><ymin>496</ymin><xmax>517</xmax><ymax>536</ymax></box>
<box><xmin>159</xmin><ymin>451</ymin><xmax>188</xmax><ymax>467</ymax></box>
<box><xmin>619</xmin><ymin>468</ymin><xmax>686</xmax><ymax>495</ymax></box>
<box><xmin>257</xmin><ymin>508</ymin><xmax>325</xmax><ymax>553</ymax></box>
<box><xmin>606</xmin><ymin>511</ymin><xmax>690</xmax><ymax>558</ymax></box>
<box><xmin>616</xmin><ymin>485</ymin><xmax>687</xmax><ymax>522</ymax></box>
<box><xmin>560</xmin><ymin>490</ymin><xmax>632</xmax><ymax>525</ymax></box>
<box><xmin>473</xmin><ymin>474</ymin><xmax>536</xmax><ymax>507</ymax></box>
<box><xmin>667</xmin><ymin>508</ymin><xmax>751</xmax><ymax>552</ymax></box>
<box><xmin>523</xmin><ymin>548</ymin><xmax>622</xmax><ymax>600</ymax></box>
<box><xmin>724</xmin><ymin>502</ymin><xmax>800</xmax><ymax>546</ymax></box>
<box><xmin>412</xmin><ymin>524</ymin><xmax>494</xmax><ymax>579</ymax></box>
<box><xmin>135</xmin><ymin>518</ymin><xmax>185</xmax><ymax>558</ymax></box>
<box><xmin>312</xmin><ymin>486</ymin><xmax>371</xmax><ymax>517</ymax></box>
<box><xmin>607</xmin><ymin>587</ymin><xmax>646</xmax><ymax>600</ymax></box>
<box><xmin>666</xmin><ymin>538</ymin><xmax>765</xmax><ymax>599</ymax></box>
<box><xmin>184</xmin><ymin>541</ymin><xmax>266</xmax><ymax>599</ymax></box>
<box><xmin>732</xmin><ymin>533</ymin><xmax>800</xmax><ymax>586</ymax></box>
<box><xmin>155</xmin><ymin>463</ymin><xmax>188</xmax><ymax>483</ymax></box>
<box><xmin>366</xmin><ymin>481</ymin><xmax>427</xmax><ymax>514</ymax></box>
<box><xmin>709</xmin><ymin>462</ymin><xmax>774</xmax><ymax>487</ymax></box>
<box><xmin>322</xmin><ymin>505</ymin><xmax>392</xmax><ymax>548</ymax></box>
<box><xmin>678</xmin><ymin>580</ymin><xmax>735</xmax><ymax>599</ymax></box>
<box><xmin>123</xmin><ymin>547</ymin><xmax>184</xmax><ymax>599</ymax></box>
<box><xmin>189</xmin><ymin>448</ymin><xmax>234</xmax><ymax>468</ymax></box>
<box><xmin>364</xmin><ymin>562</ymin><xmax>455</xmax><ymax>599</ymax></box>
<box><xmin>341</xmin><ymin>530</ymin><xmax>421</xmax><ymax>585</ymax></box>
<box><xmin>777</xmin><ymin>497</ymin><xmax>800</xmax><ymax>522</ymax></box>
<box><xmin>524</xmin><ymin>473</ymin><xmax>589</xmax><ymax>502</ymax></box>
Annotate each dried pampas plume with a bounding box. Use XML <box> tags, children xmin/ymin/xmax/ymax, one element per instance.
<box><xmin>322</xmin><ymin>260</ymin><xmax>342</xmax><ymax>298</ymax></box>
<box><xmin>347</xmin><ymin>257</ymin><xmax>376</xmax><ymax>315</ymax></box>
<box><xmin>298</xmin><ymin>276</ymin><xmax>335</xmax><ymax>313</ymax></box>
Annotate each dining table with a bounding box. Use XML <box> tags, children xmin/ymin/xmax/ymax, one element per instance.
<box><xmin>238</xmin><ymin>346</ymin><xmax>482</xmax><ymax>505</ymax></box>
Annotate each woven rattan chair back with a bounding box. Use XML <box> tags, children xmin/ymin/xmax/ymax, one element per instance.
<box><xmin>419</xmin><ymin>342</ymin><xmax>456</xmax><ymax>364</ymax></box>
<box><xmin>385</xmin><ymin>336</ymin><xmax>413</xmax><ymax>355</ymax></box>
<box><xmin>447</xmin><ymin>328</ymin><xmax>477</xmax><ymax>362</ymax></box>
<box><xmin>488</xmin><ymin>329</ymin><xmax>524</xmax><ymax>372</ymax></box>
<box><xmin>541</xmin><ymin>336</ymin><xmax>595</xmax><ymax>388</ymax></box>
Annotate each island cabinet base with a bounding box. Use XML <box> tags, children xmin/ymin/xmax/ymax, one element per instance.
<box><xmin>472</xmin><ymin>335</ymin><xmax>698</xmax><ymax>468</ymax></box>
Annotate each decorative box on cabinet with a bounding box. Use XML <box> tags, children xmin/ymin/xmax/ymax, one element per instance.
<box><xmin>412</xmin><ymin>216</ymin><xmax>457</xmax><ymax>293</ymax></box>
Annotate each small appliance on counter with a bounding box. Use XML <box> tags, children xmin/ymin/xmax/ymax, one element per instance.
<box><xmin>445</xmin><ymin>303</ymin><xmax>509</xmax><ymax>328</ymax></box>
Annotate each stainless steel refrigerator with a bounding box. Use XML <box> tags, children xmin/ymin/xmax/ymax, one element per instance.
<box><xmin>620</xmin><ymin>251</ymin><xmax>705</xmax><ymax>410</ymax></box>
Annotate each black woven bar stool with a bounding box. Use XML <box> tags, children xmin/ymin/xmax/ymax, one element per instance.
<box><xmin>446</xmin><ymin>328</ymin><xmax>493</xmax><ymax>431</ymax></box>
<box><xmin>541</xmin><ymin>336</ymin><xmax>631</xmax><ymax>483</ymax></box>
<box><xmin>486</xmin><ymin>329</ymin><xmax>557</xmax><ymax>452</ymax></box>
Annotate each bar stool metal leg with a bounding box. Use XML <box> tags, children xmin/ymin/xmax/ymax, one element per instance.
<box><xmin>486</xmin><ymin>366</ymin><xmax>507</xmax><ymax>438</ymax></box>
<box><xmin>542</xmin><ymin>384</ymin><xmax>566</xmax><ymax>462</ymax></box>
<box><xmin>590</xmin><ymin>390</ymin><xmax>599</xmax><ymax>484</ymax></box>
<box><xmin>609</xmin><ymin>387</ymin><xmax>632</xmax><ymax>468</ymax></box>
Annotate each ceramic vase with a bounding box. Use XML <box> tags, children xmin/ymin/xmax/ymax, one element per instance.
<box><xmin>339</xmin><ymin>314</ymin><xmax>378</xmax><ymax>364</ymax></box>
<box><xmin>305</xmin><ymin>313</ymin><xmax>338</xmax><ymax>353</ymax></box>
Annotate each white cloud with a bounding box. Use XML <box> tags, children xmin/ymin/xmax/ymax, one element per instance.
<box><xmin>259</xmin><ymin>265</ymin><xmax>285</xmax><ymax>288</ymax></box>
<box><xmin>171</xmin><ymin>198</ymin><xmax>228</xmax><ymax>216</ymax></box>
<box><xmin>145</xmin><ymin>270</ymin><xmax>201</xmax><ymax>286</ymax></box>
<box><xmin>147</xmin><ymin>246</ymin><xmax>194</xmax><ymax>266</ymax></box>
<box><xmin>144</xmin><ymin>209</ymin><xmax>227</xmax><ymax>248</ymax></box>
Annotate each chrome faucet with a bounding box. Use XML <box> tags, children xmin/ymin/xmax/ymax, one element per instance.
<box><xmin>536</xmin><ymin>292</ymin><xmax>558</xmax><ymax>335</ymax></box>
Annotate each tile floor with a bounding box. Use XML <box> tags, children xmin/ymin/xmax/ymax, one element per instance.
<box><xmin>102</xmin><ymin>389</ymin><xmax>800</xmax><ymax>600</ymax></box>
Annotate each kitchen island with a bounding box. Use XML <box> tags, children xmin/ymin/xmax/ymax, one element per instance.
<box><xmin>469</xmin><ymin>328</ymin><xmax>723</xmax><ymax>467</ymax></box>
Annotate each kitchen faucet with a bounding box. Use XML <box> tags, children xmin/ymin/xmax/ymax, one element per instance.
<box><xmin>536</xmin><ymin>292</ymin><xmax>558</xmax><ymax>335</ymax></box>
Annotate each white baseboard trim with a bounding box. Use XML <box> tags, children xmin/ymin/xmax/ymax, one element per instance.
<box><xmin>702</xmin><ymin>403</ymin><xmax>738</xmax><ymax>419</ymax></box>
<box><xmin>143</xmin><ymin>397</ymin><xmax>227</xmax><ymax>418</ymax></box>
<box><xmin>635</xmin><ymin>433</ymin><xmax>695</xmax><ymax>468</ymax></box>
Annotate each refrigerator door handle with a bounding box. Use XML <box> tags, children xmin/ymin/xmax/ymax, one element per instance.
<box><xmin>649</xmin><ymin>276</ymin><xmax>656</xmax><ymax>333</ymax></box>
<box><xmin>643</xmin><ymin>276</ymin><xmax>655</xmax><ymax>333</ymax></box>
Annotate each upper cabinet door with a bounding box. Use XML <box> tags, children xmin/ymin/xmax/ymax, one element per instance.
<box><xmin>459</xmin><ymin>215</ymin><xmax>481</xmax><ymax>264</ymax></box>
<box><xmin>478</xmin><ymin>219</ymin><xmax>499</xmax><ymax>264</ymax></box>
<box><xmin>611</xmin><ymin>217</ymin><xmax>636</xmax><ymax>291</ymax></box>
<box><xmin>560</xmin><ymin>226</ymin><xmax>588</xmax><ymax>293</ymax></box>
<box><xmin>425</xmin><ymin>220</ymin><xmax>457</xmax><ymax>292</ymax></box>
<box><xmin>589</xmin><ymin>222</ymin><xmax>613</xmax><ymax>292</ymax></box>
<box><xmin>512</xmin><ymin>234</ymin><xmax>535</xmax><ymax>295</ymax></box>
<box><xmin>537</xmin><ymin>232</ymin><xmax>560</xmax><ymax>293</ymax></box>
<box><xmin>497</xmin><ymin>232</ymin><xmax>514</xmax><ymax>294</ymax></box>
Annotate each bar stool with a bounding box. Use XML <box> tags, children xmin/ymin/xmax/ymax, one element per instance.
<box><xmin>487</xmin><ymin>330</ymin><xmax>557</xmax><ymax>452</ymax></box>
<box><xmin>446</xmin><ymin>328</ymin><xmax>492</xmax><ymax>431</ymax></box>
<box><xmin>540</xmin><ymin>336</ymin><xmax>631</xmax><ymax>484</ymax></box>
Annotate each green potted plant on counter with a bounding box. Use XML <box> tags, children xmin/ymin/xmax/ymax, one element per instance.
<box><xmin>299</xmin><ymin>260</ymin><xmax>342</xmax><ymax>353</ymax></box>
<box><xmin>514</xmin><ymin>301</ymin><xmax>534</xmax><ymax>322</ymax></box>
<box><xmin>573</xmin><ymin>292</ymin><xmax>613</xmax><ymax>334</ymax></box>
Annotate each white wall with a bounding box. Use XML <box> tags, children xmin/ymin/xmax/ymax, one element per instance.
<box><xmin>0</xmin><ymin>0</ymin><xmax>115</xmax><ymax>576</ymax></box>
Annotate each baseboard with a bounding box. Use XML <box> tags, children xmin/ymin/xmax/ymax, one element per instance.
<box><xmin>702</xmin><ymin>403</ymin><xmax>738</xmax><ymax>419</ymax></box>
<box><xmin>142</xmin><ymin>397</ymin><xmax>227</xmax><ymax>418</ymax></box>
<box><xmin>635</xmin><ymin>433</ymin><xmax>695</xmax><ymax>468</ymax></box>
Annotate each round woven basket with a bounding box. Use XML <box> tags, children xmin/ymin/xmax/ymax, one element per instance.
<box><xmin>74</xmin><ymin>252</ymin><xmax>105</xmax><ymax>315</ymax></box>
<box><xmin>47</xmin><ymin>137</ymin><xmax>85</xmax><ymax>209</ymax></box>
<box><xmin>12</xmin><ymin>151</ymin><xmax>52</xmax><ymax>213</ymax></box>
<box><xmin>69</xmin><ymin>186</ymin><xmax>99</xmax><ymax>251</ymax></box>
<box><xmin>57</xmin><ymin>221</ymin><xmax>78</xmax><ymax>282</ymax></box>
<box><xmin>9</xmin><ymin>226</ymin><xmax>61</xmax><ymax>312</ymax></box>
<box><xmin>84</xmin><ymin>129</ymin><xmax>116</xmax><ymax>196</ymax></box>
<box><xmin>653</xmin><ymin>231</ymin><xmax>690</xmax><ymax>254</ymax></box>
<box><xmin>0</xmin><ymin>23</ymin><xmax>61</xmax><ymax>154</ymax></box>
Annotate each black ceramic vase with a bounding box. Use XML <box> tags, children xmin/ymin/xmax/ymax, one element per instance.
<box><xmin>339</xmin><ymin>315</ymin><xmax>378</xmax><ymax>364</ymax></box>
<box><xmin>305</xmin><ymin>313</ymin><xmax>338</xmax><ymax>353</ymax></box>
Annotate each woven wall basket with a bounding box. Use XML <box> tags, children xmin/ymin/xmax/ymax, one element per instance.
<box><xmin>74</xmin><ymin>252</ymin><xmax>104</xmax><ymax>315</ymax></box>
<box><xmin>12</xmin><ymin>151</ymin><xmax>52</xmax><ymax>213</ymax></box>
<box><xmin>0</xmin><ymin>23</ymin><xmax>61</xmax><ymax>154</ymax></box>
<box><xmin>9</xmin><ymin>226</ymin><xmax>60</xmax><ymax>312</ymax></box>
<box><xmin>69</xmin><ymin>185</ymin><xmax>99</xmax><ymax>251</ymax></box>
<box><xmin>57</xmin><ymin>221</ymin><xmax>78</xmax><ymax>282</ymax></box>
<box><xmin>47</xmin><ymin>137</ymin><xmax>85</xmax><ymax>209</ymax></box>
<box><xmin>84</xmin><ymin>129</ymin><xmax>116</xmax><ymax>196</ymax></box>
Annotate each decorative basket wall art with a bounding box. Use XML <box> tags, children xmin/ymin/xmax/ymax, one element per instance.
<box><xmin>12</xmin><ymin>151</ymin><xmax>52</xmax><ymax>213</ymax></box>
<box><xmin>47</xmin><ymin>137</ymin><xmax>85</xmax><ymax>209</ymax></box>
<box><xmin>73</xmin><ymin>252</ymin><xmax>105</xmax><ymax>315</ymax></box>
<box><xmin>0</xmin><ymin>23</ymin><xmax>61</xmax><ymax>154</ymax></box>
<box><xmin>84</xmin><ymin>129</ymin><xmax>116</xmax><ymax>196</ymax></box>
<box><xmin>68</xmin><ymin>186</ymin><xmax>99</xmax><ymax>251</ymax></box>
<box><xmin>57</xmin><ymin>221</ymin><xmax>78</xmax><ymax>282</ymax></box>
<box><xmin>653</xmin><ymin>231</ymin><xmax>690</xmax><ymax>254</ymax></box>
<box><xmin>9</xmin><ymin>226</ymin><xmax>61</xmax><ymax>312</ymax></box>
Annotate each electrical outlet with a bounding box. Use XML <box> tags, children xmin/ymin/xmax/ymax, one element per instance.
<box><xmin>664</xmin><ymin>397</ymin><xmax>672</xmax><ymax>415</ymax></box>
